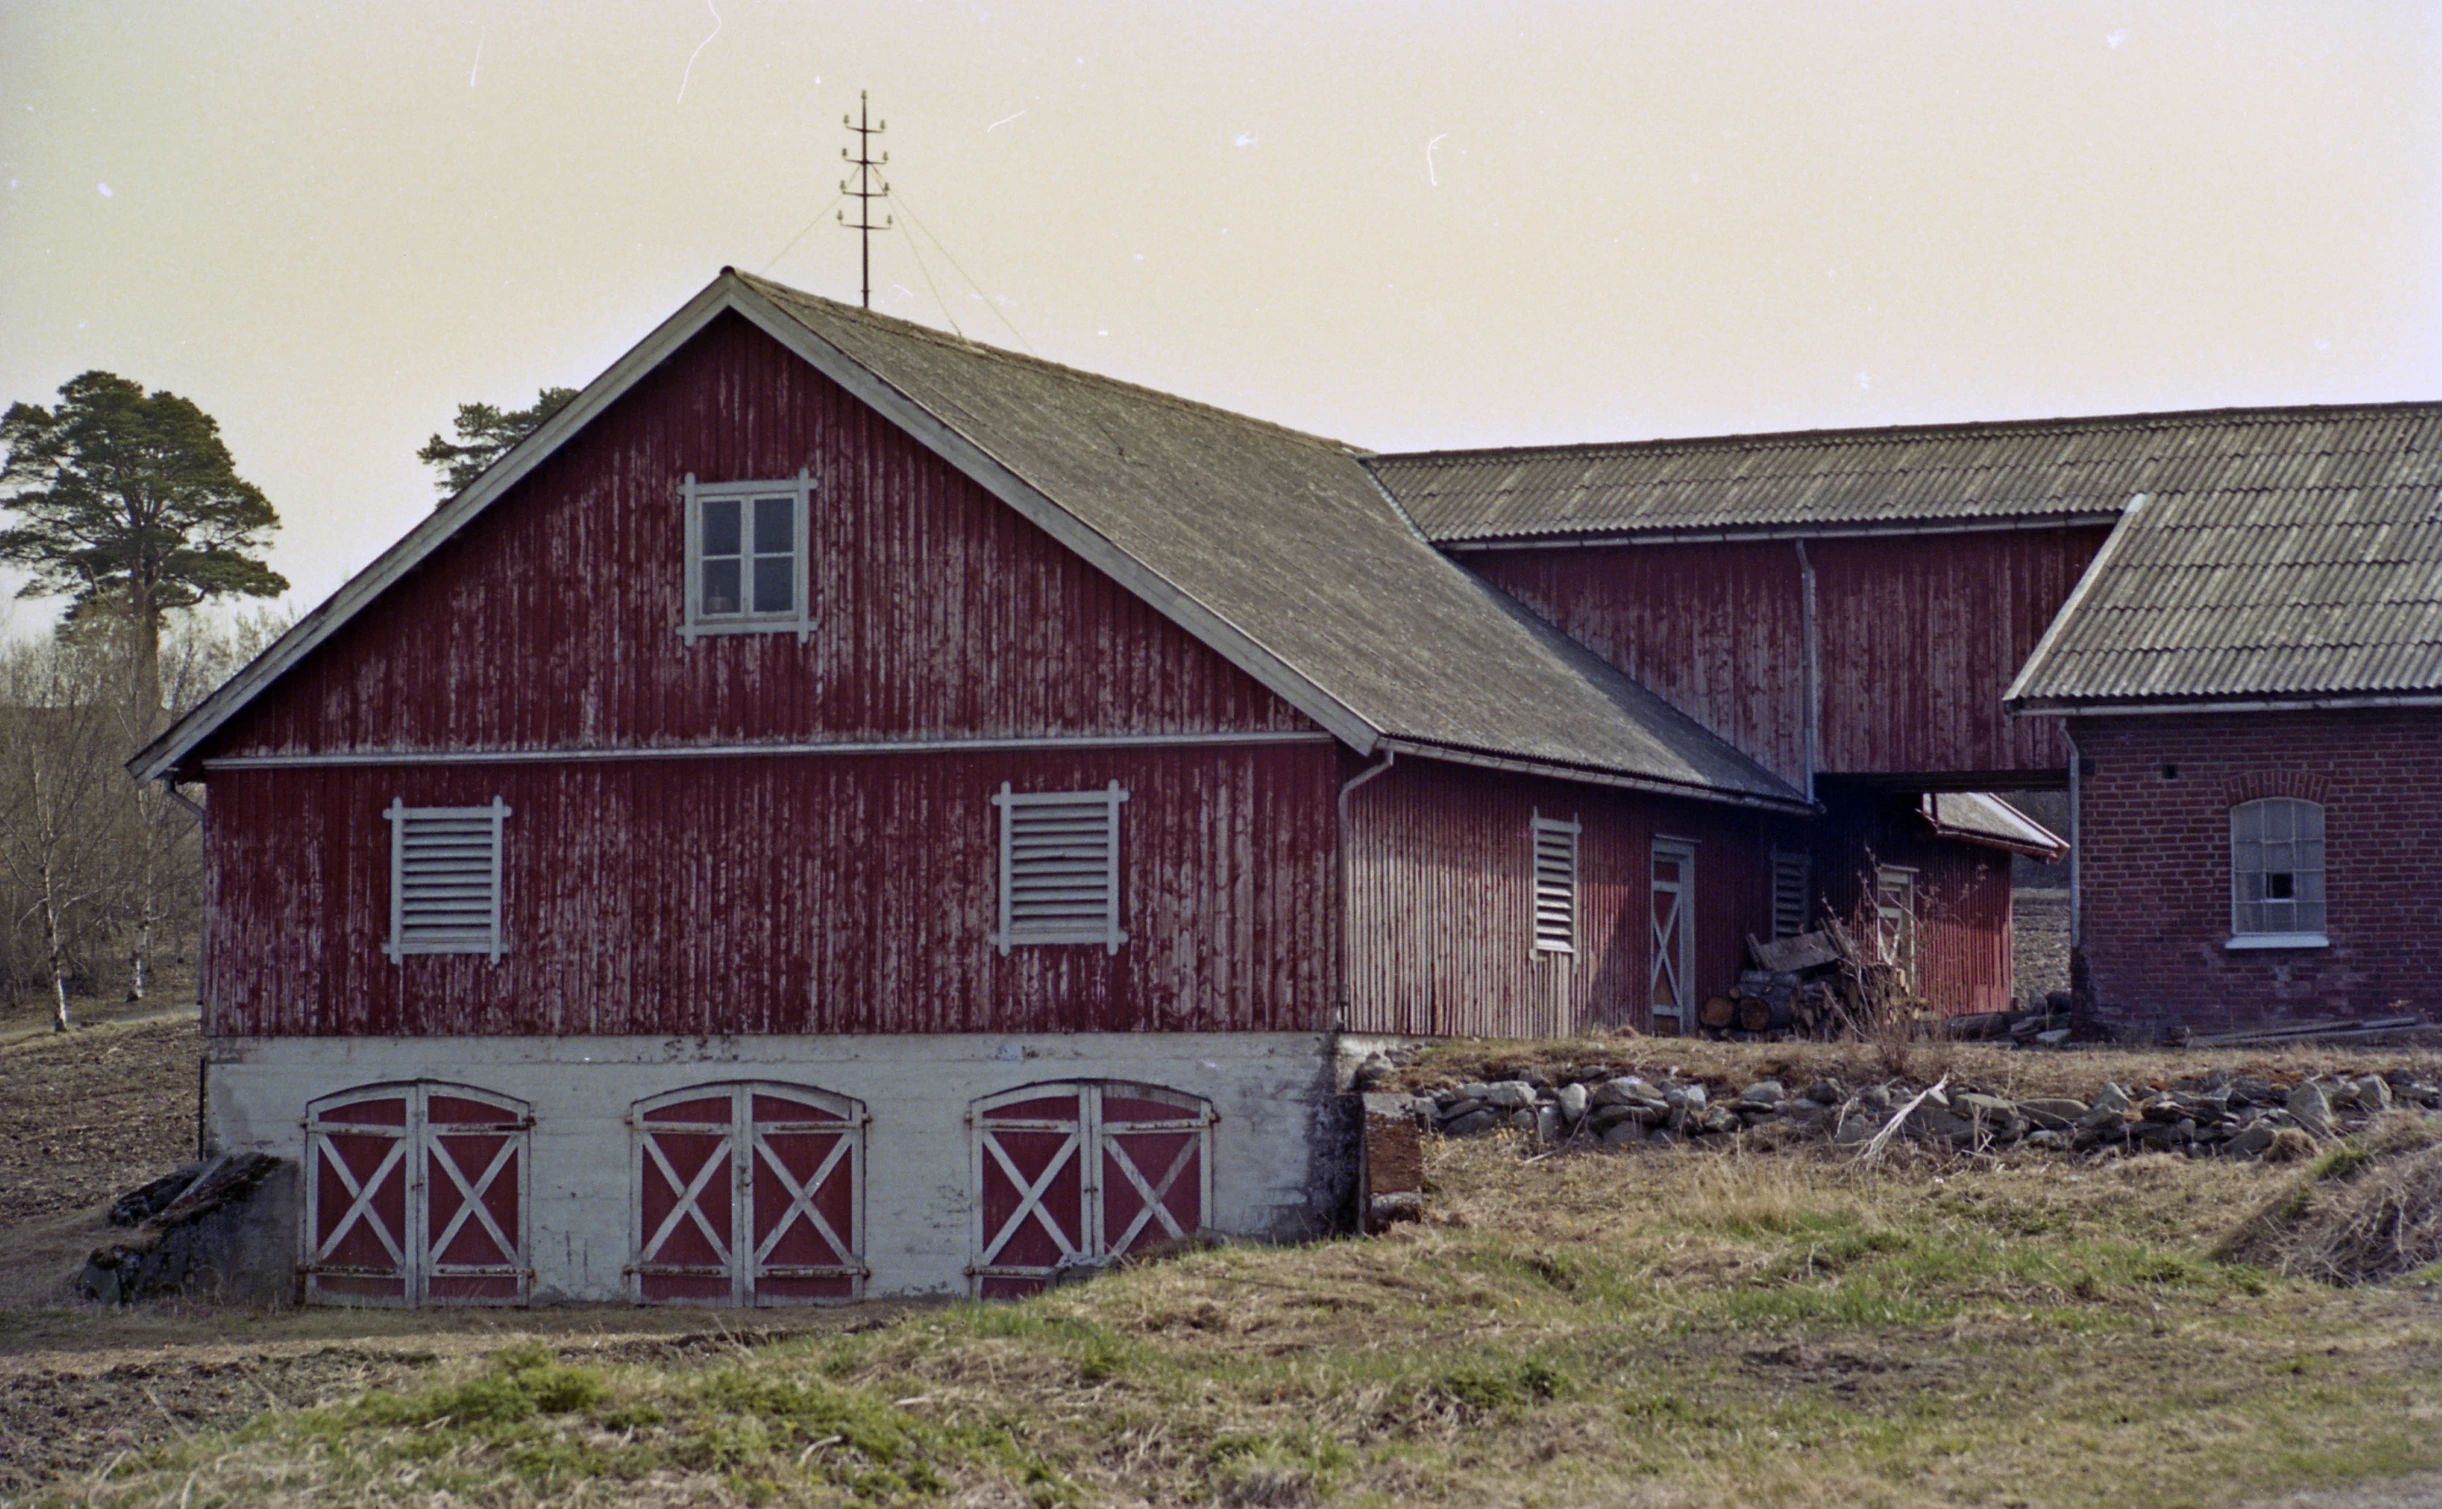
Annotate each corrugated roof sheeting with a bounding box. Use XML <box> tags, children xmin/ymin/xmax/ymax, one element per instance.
<box><xmin>744</xmin><ymin>277</ymin><xmax>1804</xmax><ymax>807</ymax></box>
<box><xmin>1372</xmin><ymin>402</ymin><xmax>2442</xmax><ymax>543</ymax></box>
<box><xmin>2011</xmin><ymin>467</ymin><xmax>2442</xmax><ymax>705</ymax></box>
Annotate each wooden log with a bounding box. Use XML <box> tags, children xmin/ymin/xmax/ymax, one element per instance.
<box><xmin>1943</xmin><ymin>1011</ymin><xmax>2013</xmax><ymax>1041</ymax></box>
<box><xmin>1699</xmin><ymin>994</ymin><xmax>1739</xmax><ymax>1030</ymax></box>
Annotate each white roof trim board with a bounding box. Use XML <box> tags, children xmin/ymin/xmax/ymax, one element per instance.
<box><xmin>135</xmin><ymin>272</ymin><xmax>1807</xmax><ymax>814</ymax></box>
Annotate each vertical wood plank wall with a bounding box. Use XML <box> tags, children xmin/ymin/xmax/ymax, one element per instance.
<box><xmin>205</xmin><ymin>746</ymin><xmax>1340</xmax><ymax>1038</ymax></box>
<box><xmin>206</xmin><ymin>311</ymin><xmax>1309</xmax><ymax>757</ymax></box>
<box><xmin>1811</xmin><ymin>789</ymin><xmax>2016</xmax><ymax>1016</ymax></box>
<box><xmin>1465</xmin><ymin>526</ymin><xmax>2110</xmax><ymax>785</ymax></box>
<box><xmin>1341</xmin><ymin>754</ymin><xmax>1795</xmax><ymax>1036</ymax></box>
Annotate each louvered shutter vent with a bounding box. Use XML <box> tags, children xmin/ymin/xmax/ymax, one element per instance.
<box><xmin>385</xmin><ymin>799</ymin><xmax>510</xmax><ymax>962</ymax></box>
<box><xmin>993</xmin><ymin>782</ymin><xmax>1129</xmax><ymax>954</ymax></box>
<box><xmin>1531</xmin><ymin>817</ymin><xmax>1578</xmax><ymax>953</ymax></box>
<box><xmin>1770</xmin><ymin>851</ymin><xmax>1811</xmax><ymax>939</ymax></box>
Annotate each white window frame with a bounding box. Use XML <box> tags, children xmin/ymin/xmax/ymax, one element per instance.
<box><xmin>2228</xmin><ymin>797</ymin><xmax>2329</xmax><ymax>949</ymax></box>
<box><xmin>384</xmin><ymin>798</ymin><xmax>510</xmax><ymax>963</ymax></box>
<box><xmin>1873</xmin><ymin>864</ymin><xmax>1918</xmax><ymax>983</ymax></box>
<box><xmin>1531</xmin><ymin>812</ymin><xmax>1580</xmax><ymax>955</ymax></box>
<box><xmin>679</xmin><ymin>469</ymin><xmax>816</xmax><ymax>642</ymax></box>
<box><xmin>992</xmin><ymin>781</ymin><xmax>1130</xmax><ymax>955</ymax></box>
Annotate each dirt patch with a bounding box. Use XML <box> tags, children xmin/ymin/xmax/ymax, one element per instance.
<box><xmin>0</xmin><ymin>1018</ymin><xmax>201</xmax><ymax>1228</ymax></box>
<box><xmin>2014</xmin><ymin>884</ymin><xmax>2071</xmax><ymax>1003</ymax></box>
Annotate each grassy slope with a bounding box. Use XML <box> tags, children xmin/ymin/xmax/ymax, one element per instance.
<box><xmin>44</xmin><ymin>1133</ymin><xmax>2442</xmax><ymax>1509</ymax></box>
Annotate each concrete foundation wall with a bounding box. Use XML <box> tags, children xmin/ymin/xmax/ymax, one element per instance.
<box><xmin>205</xmin><ymin>1031</ymin><xmax>1349</xmax><ymax>1303</ymax></box>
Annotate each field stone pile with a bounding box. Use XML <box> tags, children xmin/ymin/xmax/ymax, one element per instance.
<box><xmin>1401</xmin><ymin>1064</ymin><xmax>2442</xmax><ymax>1158</ymax></box>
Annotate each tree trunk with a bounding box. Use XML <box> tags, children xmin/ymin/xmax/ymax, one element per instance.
<box><xmin>129</xmin><ymin>579</ymin><xmax>163</xmax><ymax>730</ymax></box>
<box><xmin>40</xmin><ymin>873</ymin><xmax>71</xmax><ymax>1033</ymax></box>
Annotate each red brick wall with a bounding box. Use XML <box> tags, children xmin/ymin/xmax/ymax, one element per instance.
<box><xmin>2070</xmin><ymin>709</ymin><xmax>2442</xmax><ymax>1033</ymax></box>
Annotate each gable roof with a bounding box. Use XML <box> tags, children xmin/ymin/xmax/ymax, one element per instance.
<box><xmin>1367</xmin><ymin>402</ymin><xmax>2442</xmax><ymax>546</ymax></box>
<box><xmin>134</xmin><ymin>272</ymin><xmax>1805</xmax><ymax>812</ymax></box>
<box><xmin>2004</xmin><ymin>408</ymin><xmax>2442</xmax><ymax>711</ymax></box>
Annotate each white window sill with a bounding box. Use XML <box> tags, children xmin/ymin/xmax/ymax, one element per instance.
<box><xmin>678</xmin><ymin>617</ymin><xmax>816</xmax><ymax>644</ymax></box>
<box><xmin>2224</xmin><ymin>933</ymin><xmax>2329</xmax><ymax>951</ymax></box>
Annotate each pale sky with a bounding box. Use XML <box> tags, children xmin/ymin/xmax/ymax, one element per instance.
<box><xmin>4</xmin><ymin>2</ymin><xmax>2439</xmax><ymax>626</ymax></box>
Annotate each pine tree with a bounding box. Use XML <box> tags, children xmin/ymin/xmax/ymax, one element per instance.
<box><xmin>0</xmin><ymin>371</ymin><xmax>287</xmax><ymax>720</ymax></box>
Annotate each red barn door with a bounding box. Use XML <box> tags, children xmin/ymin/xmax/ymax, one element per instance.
<box><xmin>631</xmin><ymin>1083</ymin><xmax>865</xmax><ymax>1305</ymax></box>
<box><xmin>304</xmin><ymin>1083</ymin><xmax>530</xmax><ymax>1306</ymax></box>
<box><xmin>970</xmin><ymin>1082</ymin><xmax>1213</xmax><ymax>1297</ymax></box>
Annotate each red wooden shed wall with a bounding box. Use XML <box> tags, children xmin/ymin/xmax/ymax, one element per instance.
<box><xmin>204</xmin><ymin>746</ymin><xmax>1339</xmax><ymax>1038</ymax></box>
<box><xmin>1464</xmin><ymin>527</ymin><xmax>2109</xmax><ymax>786</ymax></box>
<box><xmin>204</xmin><ymin>311</ymin><xmax>1308</xmax><ymax>759</ymax></box>
<box><xmin>197</xmin><ymin>312</ymin><xmax>1342</xmax><ymax>1038</ymax></box>
<box><xmin>1811</xmin><ymin>788</ymin><xmax>2016</xmax><ymax>1016</ymax></box>
<box><xmin>1342</xmin><ymin>754</ymin><xmax>1795</xmax><ymax>1036</ymax></box>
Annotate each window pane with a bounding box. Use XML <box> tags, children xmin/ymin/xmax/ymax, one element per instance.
<box><xmin>2265</xmin><ymin>899</ymin><xmax>2294</xmax><ymax>932</ymax></box>
<box><xmin>702</xmin><ymin>558</ymin><xmax>742</xmax><ymax>615</ymax></box>
<box><xmin>2238</xmin><ymin>871</ymin><xmax>2265</xmax><ymax>903</ymax></box>
<box><xmin>2298</xmin><ymin>900</ymin><xmax>2326</xmax><ymax>931</ymax></box>
<box><xmin>2264</xmin><ymin>871</ymin><xmax>2295</xmax><ymax>900</ymax></box>
<box><xmin>702</xmin><ymin>497</ymin><xmax>741</xmax><ymax>557</ymax></box>
<box><xmin>2295</xmin><ymin>870</ymin><xmax>2325</xmax><ymax>901</ymax></box>
<box><xmin>2265</xmin><ymin>801</ymin><xmax>2295</xmax><ymax>842</ymax></box>
<box><xmin>2236</xmin><ymin>900</ymin><xmax>2263</xmax><ymax>933</ymax></box>
<box><xmin>754</xmin><ymin>496</ymin><xmax>794</xmax><ymax>554</ymax></box>
<box><xmin>752</xmin><ymin>556</ymin><xmax>794</xmax><ymax>615</ymax></box>
<box><xmin>2298</xmin><ymin>801</ymin><xmax>2324</xmax><ymax>841</ymax></box>
<box><xmin>2232</xmin><ymin>804</ymin><xmax>2260</xmax><ymax>842</ymax></box>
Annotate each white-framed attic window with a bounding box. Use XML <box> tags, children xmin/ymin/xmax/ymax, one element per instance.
<box><xmin>680</xmin><ymin>470</ymin><xmax>816</xmax><ymax>642</ymax></box>
<box><xmin>1531</xmin><ymin>813</ymin><xmax>1580</xmax><ymax>955</ymax></box>
<box><xmin>385</xmin><ymin>798</ymin><xmax>510</xmax><ymax>963</ymax></box>
<box><xmin>992</xmin><ymin>781</ymin><xmax>1130</xmax><ymax>955</ymax></box>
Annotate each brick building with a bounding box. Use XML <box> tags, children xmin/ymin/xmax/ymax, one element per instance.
<box><xmin>2006</xmin><ymin>411</ymin><xmax>2442</xmax><ymax>1035</ymax></box>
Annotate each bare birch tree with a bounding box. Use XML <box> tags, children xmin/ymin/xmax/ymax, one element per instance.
<box><xmin>0</xmin><ymin>637</ymin><xmax>130</xmax><ymax>1029</ymax></box>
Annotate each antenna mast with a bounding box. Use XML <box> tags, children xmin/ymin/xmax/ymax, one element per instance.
<box><xmin>839</xmin><ymin>91</ymin><xmax>892</xmax><ymax>309</ymax></box>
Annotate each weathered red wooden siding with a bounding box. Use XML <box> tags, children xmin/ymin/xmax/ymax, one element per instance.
<box><xmin>204</xmin><ymin>745</ymin><xmax>1338</xmax><ymax>1037</ymax></box>
<box><xmin>1462</xmin><ymin>543</ymin><xmax>1807</xmax><ymax>787</ymax></box>
<box><xmin>1812</xmin><ymin>789</ymin><xmax>2014</xmax><ymax>1016</ymax></box>
<box><xmin>1808</xmin><ymin>529</ymin><xmax>2108</xmax><ymax>779</ymax></box>
<box><xmin>1466</xmin><ymin>526</ymin><xmax>2110</xmax><ymax>785</ymax></box>
<box><xmin>1343</xmin><ymin>754</ymin><xmax>1796</xmax><ymax>1036</ymax></box>
<box><xmin>205</xmin><ymin>311</ymin><xmax>1308</xmax><ymax>758</ymax></box>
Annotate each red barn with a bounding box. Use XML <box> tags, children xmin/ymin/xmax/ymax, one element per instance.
<box><xmin>138</xmin><ymin>272</ymin><xmax>1833</xmax><ymax>1304</ymax></box>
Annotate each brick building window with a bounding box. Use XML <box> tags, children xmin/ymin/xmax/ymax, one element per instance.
<box><xmin>2229</xmin><ymin>797</ymin><xmax>2327</xmax><ymax>948</ymax></box>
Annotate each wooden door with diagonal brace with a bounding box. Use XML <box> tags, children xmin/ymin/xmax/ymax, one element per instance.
<box><xmin>970</xmin><ymin>1082</ymin><xmax>1212</xmax><ymax>1298</ymax></box>
<box><xmin>631</xmin><ymin>1083</ymin><xmax>866</xmax><ymax>1305</ymax></box>
<box><xmin>304</xmin><ymin>1083</ymin><xmax>530</xmax><ymax>1307</ymax></box>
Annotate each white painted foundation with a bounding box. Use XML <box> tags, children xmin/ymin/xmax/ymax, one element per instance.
<box><xmin>205</xmin><ymin>1031</ymin><xmax>1348</xmax><ymax>1303</ymax></box>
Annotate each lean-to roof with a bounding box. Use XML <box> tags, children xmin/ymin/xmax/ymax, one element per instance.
<box><xmin>2005</xmin><ymin>424</ymin><xmax>2442</xmax><ymax>710</ymax></box>
<box><xmin>135</xmin><ymin>273</ymin><xmax>1804</xmax><ymax>810</ymax></box>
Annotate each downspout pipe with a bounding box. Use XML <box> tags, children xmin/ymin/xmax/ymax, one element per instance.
<box><xmin>1794</xmin><ymin>540</ymin><xmax>1820</xmax><ymax>806</ymax></box>
<box><xmin>1334</xmin><ymin>750</ymin><xmax>1397</xmax><ymax>1032</ymax></box>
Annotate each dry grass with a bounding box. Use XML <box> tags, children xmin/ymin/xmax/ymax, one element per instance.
<box><xmin>1395</xmin><ymin>1029</ymin><xmax>2442</xmax><ymax>1103</ymax></box>
<box><xmin>34</xmin><ymin>1129</ymin><xmax>2442</xmax><ymax>1508</ymax></box>
<box><xmin>2217</xmin><ymin>1114</ymin><xmax>2442</xmax><ymax>1285</ymax></box>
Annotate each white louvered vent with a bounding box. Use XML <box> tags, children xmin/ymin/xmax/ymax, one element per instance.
<box><xmin>385</xmin><ymin>798</ymin><xmax>510</xmax><ymax>963</ymax></box>
<box><xmin>1531</xmin><ymin>814</ymin><xmax>1579</xmax><ymax>954</ymax></box>
<box><xmin>993</xmin><ymin>782</ymin><xmax>1129</xmax><ymax>954</ymax></box>
<box><xmin>1770</xmin><ymin>850</ymin><xmax>1811</xmax><ymax>939</ymax></box>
